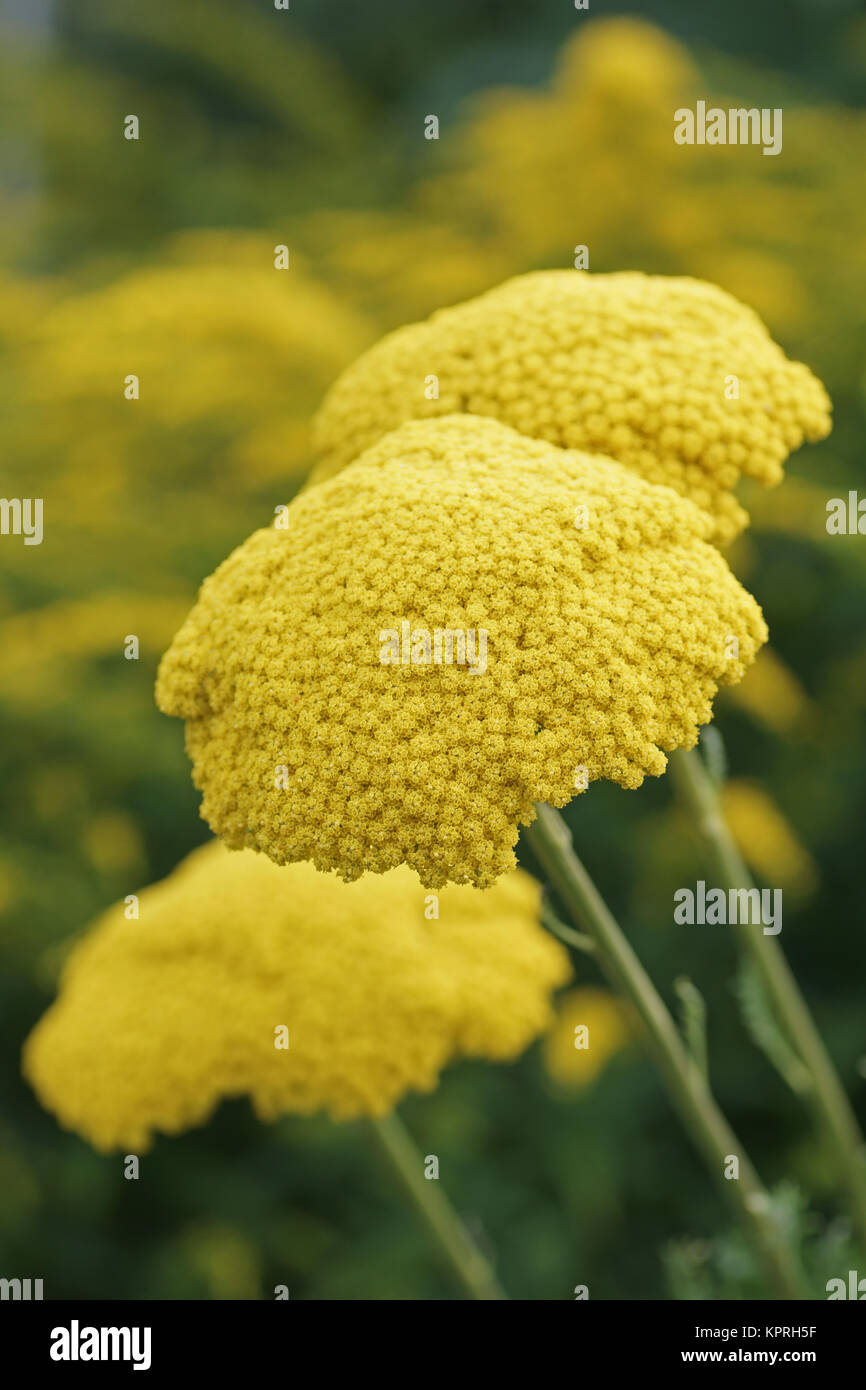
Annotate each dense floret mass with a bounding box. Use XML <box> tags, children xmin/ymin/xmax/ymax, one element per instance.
<box><xmin>312</xmin><ymin>271</ymin><xmax>831</xmax><ymax>541</ymax></box>
<box><xmin>23</xmin><ymin>840</ymin><xmax>569</xmax><ymax>1150</ymax></box>
<box><xmin>156</xmin><ymin>415</ymin><xmax>767</xmax><ymax>887</ymax></box>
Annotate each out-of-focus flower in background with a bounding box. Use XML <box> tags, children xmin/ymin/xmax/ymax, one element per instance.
<box><xmin>721</xmin><ymin>780</ymin><xmax>819</xmax><ymax>902</ymax></box>
<box><xmin>544</xmin><ymin>987</ymin><xmax>634</xmax><ymax>1089</ymax></box>
<box><xmin>20</xmin><ymin>231</ymin><xmax>375</xmax><ymax>486</ymax></box>
<box><xmin>23</xmin><ymin>841</ymin><xmax>569</xmax><ymax>1150</ymax></box>
<box><xmin>721</xmin><ymin>647</ymin><xmax>814</xmax><ymax>735</ymax></box>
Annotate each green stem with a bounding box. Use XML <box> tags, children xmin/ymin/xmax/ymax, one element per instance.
<box><xmin>367</xmin><ymin>1112</ymin><xmax>508</xmax><ymax>1300</ymax></box>
<box><xmin>669</xmin><ymin>745</ymin><xmax>866</xmax><ymax>1253</ymax></box>
<box><xmin>525</xmin><ymin>802</ymin><xmax>809</xmax><ymax>1300</ymax></box>
<box><xmin>540</xmin><ymin>899</ymin><xmax>596</xmax><ymax>955</ymax></box>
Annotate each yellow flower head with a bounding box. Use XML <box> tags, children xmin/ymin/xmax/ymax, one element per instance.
<box><xmin>543</xmin><ymin>987</ymin><xmax>633</xmax><ymax>1089</ymax></box>
<box><xmin>21</xmin><ymin>230</ymin><xmax>373</xmax><ymax>490</ymax></box>
<box><xmin>156</xmin><ymin>414</ymin><xmax>767</xmax><ymax>888</ymax></box>
<box><xmin>30</xmin><ymin>232</ymin><xmax>372</xmax><ymax>430</ymax></box>
<box><xmin>311</xmin><ymin>271</ymin><xmax>831</xmax><ymax>542</ymax></box>
<box><xmin>23</xmin><ymin>840</ymin><xmax>569</xmax><ymax>1152</ymax></box>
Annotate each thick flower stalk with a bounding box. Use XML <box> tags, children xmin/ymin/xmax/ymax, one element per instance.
<box><xmin>525</xmin><ymin>804</ymin><xmax>808</xmax><ymax>1299</ymax></box>
<box><xmin>311</xmin><ymin>270</ymin><xmax>831</xmax><ymax>542</ymax></box>
<box><xmin>156</xmin><ymin>414</ymin><xmax>767</xmax><ymax>888</ymax></box>
<box><xmin>23</xmin><ymin>839</ymin><xmax>569</xmax><ymax>1152</ymax></box>
<box><xmin>669</xmin><ymin>745</ymin><xmax>866</xmax><ymax>1252</ymax></box>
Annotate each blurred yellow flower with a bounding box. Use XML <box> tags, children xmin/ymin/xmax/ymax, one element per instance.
<box><xmin>421</xmin><ymin>20</ymin><xmax>697</xmax><ymax>266</ymax></box>
<box><xmin>420</xmin><ymin>16</ymin><xmax>866</xmax><ymax>381</ymax></box>
<box><xmin>28</xmin><ymin>232</ymin><xmax>372</xmax><ymax>424</ymax></box>
<box><xmin>722</xmin><ymin>646</ymin><xmax>813</xmax><ymax>733</ymax></box>
<box><xmin>312</xmin><ymin>271</ymin><xmax>830</xmax><ymax>542</ymax></box>
<box><xmin>23</xmin><ymin>840</ymin><xmax>569</xmax><ymax>1151</ymax></box>
<box><xmin>14</xmin><ymin>231</ymin><xmax>375</xmax><ymax>500</ymax></box>
<box><xmin>0</xmin><ymin>594</ymin><xmax>191</xmax><ymax>708</ymax></box>
<box><xmin>0</xmin><ymin>272</ymin><xmax>50</xmax><ymax>345</ymax></box>
<box><xmin>294</xmin><ymin>208</ymin><xmax>515</xmax><ymax>327</ymax></box>
<box><xmin>544</xmin><ymin>987</ymin><xmax>633</xmax><ymax>1089</ymax></box>
<box><xmin>721</xmin><ymin>780</ymin><xmax>818</xmax><ymax>899</ymax></box>
<box><xmin>157</xmin><ymin>413</ymin><xmax>767</xmax><ymax>888</ymax></box>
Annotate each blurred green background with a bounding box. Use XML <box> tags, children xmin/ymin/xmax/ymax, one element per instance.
<box><xmin>2</xmin><ymin>0</ymin><xmax>865</xmax><ymax>1299</ymax></box>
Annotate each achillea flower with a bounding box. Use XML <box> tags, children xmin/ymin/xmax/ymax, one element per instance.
<box><xmin>543</xmin><ymin>987</ymin><xmax>633</xmax><ymax>1089</ymax></box>
<box><xmin>420</xmin><ymin>18</ymin><xmax>866</xmax><ymax>375</ymax></box>
<box><xmin>156</xmin><ymin>414</ymin><xmax>767</xmax><ymax>888</ymax></box>
<box><xmin>0</xmin><ymin>594</ymin><xmax>190</xmax><ymax>711</ymax></box>
<box><xmin>23</xmin><ymin>230</ymin><xmax>373</xmax><ymax>487</ymax></box>
<box><xmin>23</xmin><ymin>840</ymin><xmax>569</xmax><ymax>1152</ymax></box>
<box><xmin>311</xmin><ymin>270</ymin><xmax>831</xmax><ymax>542</ymax></box>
